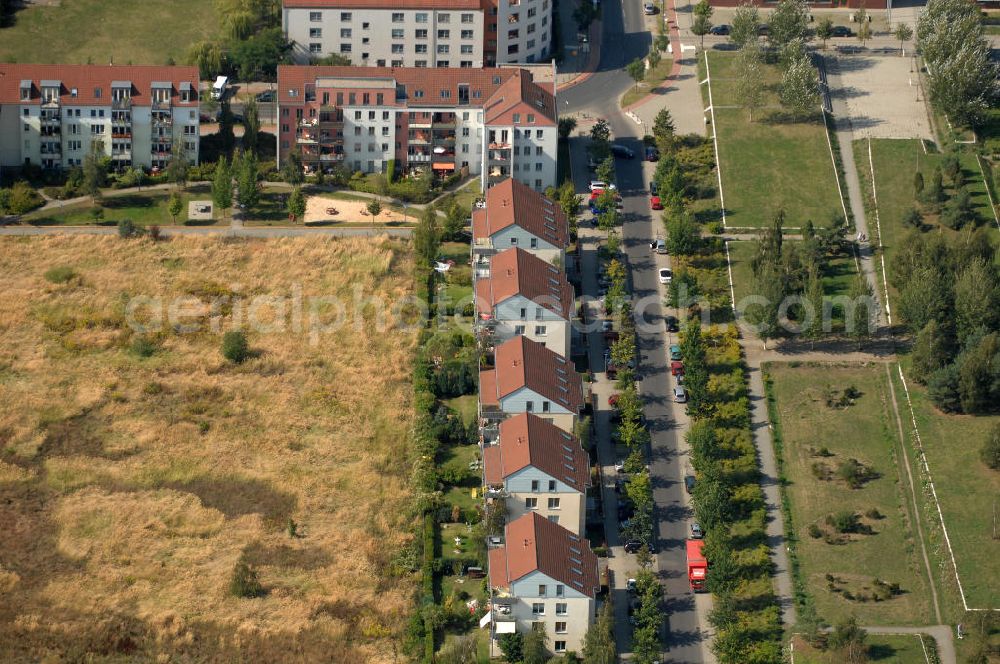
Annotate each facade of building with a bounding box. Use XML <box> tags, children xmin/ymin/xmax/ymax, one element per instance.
<box><xmin>474</xmin><ymin>247</ymin><xmax>574</xmax><ymax>356</ymax></box>
<box><xmin>0</xmin><ymin>64</ymin><xmax>200</xmax><ymax>171</ymax></box>
<box><xmin>487</xmin><ymin>512</ymin><xmax>599</xmax><ymax>655</ymax></box>
<box><xmin>483</xmin><ymin>413</ymin><xmax>589</xmax><ymax>535</ymax></box>
<box><xmin>479</xmin><ymin>335</ymin><xmax>583</xmax><ymax>433</ymax></box>
<box><xmin>472</xmin><ymin>176</ymin><xmax>569</xmax><ymax>265</ymax></box>
<box><xmin>276</xmin><ymin>65</ymin><xmax>557</xmax><ymax>190</ymax></box>
<box><xmin>282</xmin><ymin>0</ymin><xmax>552</xmax><ymax>67</ymax></box>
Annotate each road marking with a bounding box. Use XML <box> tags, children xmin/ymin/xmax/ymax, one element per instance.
<box><xmin>703</xmin><ymin>51</ymin><xmax>727</xmax><ymax>230</ymax></box>
<box><xmin>867</xmin><ymin>138</ymin><xmax>893</xmax><ymax>325</ymax></box>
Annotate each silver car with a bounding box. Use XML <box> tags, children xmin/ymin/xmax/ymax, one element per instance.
<box><xmin>673</xmin><ymin>385</ymin><xmax>687</xmax><ymax>403</ymax></box>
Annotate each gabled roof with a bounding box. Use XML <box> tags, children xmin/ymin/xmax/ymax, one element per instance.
<box><xmin>471</xmin><ymin>178</ymin><xmax>569</xmax><ymax>249</ymax></box>
<box><xmin>286</xmin><ymin>0</ymin><xmax>478</xmax><ymax>7</ymax></box>
<box><xmin>484</xmin><ymin>70</ymin><xmax>557</xmax><ymax>126</ymax></box>
<box><xmin>488</xmin><ymin>512</ymin><xmax>599</xmax><ymax>597</ymax></box>
<box><xmin>475</xmin><ymin>247</ymin><xmax>574</xmax><ymax>320</ymax></box>
<box><xmin>483</xmin><ymin>413</ymin><xmax>589</xmax><ymax>491</ymax></box>
<box><xmin>0</xmin><ymin>64</ymin><xmax>199</xmax><ymax>107</ymax></box>
<box><xmin>479</xmin><ymin>336</ymin><xmax>582</xmax><ymax>412</ymax></box>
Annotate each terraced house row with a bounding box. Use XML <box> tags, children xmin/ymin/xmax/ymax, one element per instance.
<box><xmin>473</xmin><ymin>178</ymin><xmax>599</xmax><ymax>656</ymax></box>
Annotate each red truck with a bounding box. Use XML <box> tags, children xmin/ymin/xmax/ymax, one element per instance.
<box><xmin>687</xmin><ymin>539</ymin><xmax>707</xmax><ymax>592</ymax></box>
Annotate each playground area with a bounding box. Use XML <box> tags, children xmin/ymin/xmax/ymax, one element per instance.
<box><xmin>831</xmin><ymin>53</ymin><xmax>932</xmax><ymax>140</ymax></box>
<box><xmin>304</xmin><ymin>195</ymin><xmax>412</xmax><ymax>225</ymax></box>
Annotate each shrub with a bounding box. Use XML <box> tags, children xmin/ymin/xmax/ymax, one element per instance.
<box><xmin>117</xmin><ymin>218</ymin><xmax>140</xmax><ymax>238</ymax></box>
<box><xmin>221</xmin><ymin>330</ymin><xmax>250</xmax><ymax>363</ymax></box>
<box><xmin>826</xmin><ymin>510</ymin><xmax>861</xmax><ymax>534</ymax></box>
<box><xmin>982</xmin><ymin>423</ymin><xmax>1000</xmax><ymax>470</ymax></box>
<box><xmin>808</xmin><ymin>523</ymin><xmax>823</xmax><ymax>539</ymax></box>
<box><xmin>229</xmin><ymin>560</ymin><xmax>265</xmax><ymax>598</ymax></box>
<box><xmin>44</xmin><ymin>266</ymin><xmax>76</xmax><ymax>284</ymax></box>
<box><xmin>130</xmin><ymin>337</ymin><xmax>157</xmax><ymax>358</ymax></box>
<box><xmin>836</xmin><ymin>458</ymin><xmax>871</xmax><ymax>489</ymax></box>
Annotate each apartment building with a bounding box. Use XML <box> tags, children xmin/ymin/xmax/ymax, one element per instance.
<box><xmin>487</xmin><ymin>512</ymin><xmax>599</xmax><ymax>655</ymax></box>
<box><xmin>479</xmin><ymin>335</ymin><xmax>583</xmax><ymax>433</ymax></box>
<box><xmin>474</xmin><ymin>247</ymin><xmax>574</xmax><ymax>356</ymax></box>
<box><xmin>0</xmin><ymin>64</ymin><xmax>200</xmax><ymax>171</ymax></box>
<box><xmin>276</xmin><ymin>65</ymin><xmax>557</xmax><ymax>190</ymax></box>
<box><xmin>483</xmin><ymin>413</ymin><xmax>589</xmax><ymax>535</ymax></box>
<box><xmin>472</xmin><ymin>176</ymin><xmax>569</xmax><ymax>265</ymax></box>
<box><xmin>282</xmin><ymin>0</ymin><xmax>552</xmax><ymax>67</ymax></box>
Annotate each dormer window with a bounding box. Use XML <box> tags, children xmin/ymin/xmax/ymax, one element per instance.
<box><xmin>94</xmin><ymin>88</ymin><xmax>102</xmax><ymax>99</ymax></box>
<box><xmin>512</xmin><ymin>113</ymin><xmax>520</xmax><ymax>124</ymax></box>
<box><xmin>20</xmin><ymin>86</ymin><xmax>30</xmax><ymax>101</ymax></box>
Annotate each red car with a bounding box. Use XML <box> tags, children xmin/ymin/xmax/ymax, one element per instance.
<box><xmin>650</xmin><ymin>195</ymin><xmax>663</xmax><ymax>210</ymax></box>
<box><xmin>609</xmin><ymin>393</ymin><xmax>620</xmax><ymax>407</ymax></box>
<box><xmin>670</xmin><ymin>360</ymin><xmax>685</xmax><ymax>376</ymax></box>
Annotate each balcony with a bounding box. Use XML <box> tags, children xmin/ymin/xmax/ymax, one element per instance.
<box><xmin>40</xmin><ymin>146</ymin><xmax>62</xmax><ymax>155</ymax></box>
<box><xmin>409</xmin><ymin>118</ymin><xmax>433</xmax><ymax>129</ymax></box>
<box><xmin>488</xmin><ymin>150</ymin><xmax>510</xmax><ymax>163</ymax></box>
<box><xmin>111</xmin><ymin>150</ymin><xmax>132</xmax><ymax>160</ymax></box>
<box><xmin>40</xmin><ymin>127</ymin><xmax>61</xmax><ymax>137</ymax></box>
<box><xmin>112</xmin><ymin>131</ymin><xmax>132</xmax><ymax>140</ymax></box>
<box><xmin>112</xmin><ymin>98</ymin><xmax>132</xmax><ymax>110</ymax></box>
<box><xmin>408</xmin><ymin>153</ymin><xmax>432</xmax><ymax>163</ymax></box>
<box><xmin>433</xmin><ymin>133</ymin><xmax>457</xmax><ymax>145</ymax></box>
<box><xmin>410</xmin><ymin>132</ymin><xmax>431</xmax><ymax>145</ymax></box>
<box><xmin>40</xmin><ymin>115</ymin><xmax>61</xmax><ymax>126</ymax></box>
<box><xmin>152</xmin><ymin>134</ymin><xmax>173</xmax><ymax>143</ymax></box>
<box><xmin>432</xmin><ymin>113</ymin><xmax>456</xmax><ymax>127</ymax></box>
<box><xmin>151</xmin><ymin>99</ymin><xmax>170</xmax><ymax>110</ymax></box>
<box><xmin>319</xmin><ymin>153</ymin><xmax>345</xmax><ymax>162</ymax></box>
<box><xmin>297</xmin><ymin>133</ymin><xmax>319</xmax><ymax>145</ymax></box>
<box><xmin>152</xmin><ymin>115</ymin><xmax>173</xmax><ymax>127</ymax></box>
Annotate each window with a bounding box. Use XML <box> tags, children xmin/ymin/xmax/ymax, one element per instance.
<box><xmin>281</xmin><ymin>123</ymin><xmax>289</xmax><ymax>132</ymax></box>
<box><xmin>461</xmin><ymin>44</ymin><xmax>474</xmax><ymax>54</ymax></box>
<box><xmin>436</xmin><ymin>60</ymin><xmax>450</xmax><ymax>67</ymax></box>
<box><xmin>547</xmin><ymin>515</ymin><xmax>559</xmax><ymax>523</ymax></box>
<box><xmin>437</xmin><ymin>44</ymin><xmax>450</xmax><ymax>54</ymax></box>
<box><xmin>536</xmin><ymin>129</ymin><xmax>544</xmax><ymax>139</ymax></box>
<box><xmin>527</xmin><ymin>113</ymin><xmax>535</xmax><ymax>123</ymax></box>
<box><xmin>310</xmin><ymin>43</ymin><xmax>323</xmax><ymax>53</ymax></box>
<box><xmin>415</xmin><ymin>44</ymin><xmax>428</xmax><ymax>53</ymax></box>
<box><xmin>531</xmin><ymin>603</ymin><xmax>544</xmax><ymax>615</ymax></box>
<box><xmin>355</xmin><ymin>111</ymin><xmax>362</xmax><ymax>119</ymax></box>
<box><xmin>438</xmin><ymin>29</ymin><xmax>450</xmax><ymax>39</ymax></box>
<box><xmin>528</xmin><ymin>7</ymin><xmax>536</xmax><ymax>16</ymax></box>
<box><xmin>462</xmin><ymin>127</ymin><xmax>470</xmax><ymax>137</ymax></box>
<box><xmin>538</xmin><ymin>584</ymin><xmax>547</xmax><ymax>596</ymax></box>
<box><xmin>525</xmin><ymin>497</ymin><xmax>537</xmax><ymax>509</ymax></box>
<box><xmin>513</xmin><ymin>324</ymin><xmax>525</xmax><ymax>335</ymax></box>
<box><xmin>512</xmin><ymin>113</ymin><xmax>520</xmax><ymax>123</ymax></box>
<box><xmin>510</xmin><ymin>237</ymin><xmax>518</xmax><ymax>245</ymax></box>
<box><xmin>507</xmin><ymin>43</ymin><xmax>519</xmax><ymax>55</ymax></box>
<box><xmin>382</xmin><ymin>127</ymin><xmax>390</xmax><ymax>136</ymax></box>
<box><xmin>340</xmin><ymin>11</ymin><xmax>352</xmax><ymax>20</ymax></box>
<box><xmin>547</xmin><ymin>497</ymin><xmax>560</xmax><ymax>509</ymax></box>
<box><xmin>415</xmin><ymin>29</ymin><xmax>428</xmax><ymax>39</ymax></box>
<box><xmin>310</xmin><ymin>11</ymin><xmax>322</xmax><ymax>21</ymax></box>
<box><xmin>415</xmin><ymin>60</ymin><xmax>427</xmax><ymax>67</ymax></box>
<box><xmin>555</xmin><ymin>622</ymin><xmax>567</xmax><ymax>634</ymax></box>
<box><xmin>535</xmin><ymin>325</ymin><xmax>547</xmax><ymax>336</ymax></box>
<box><xmin>535</xmin><ymin>179</ymin><xmax>543</xmax><ymax>189</ymax></box>
<box><xmin>536</xmin><ymin>146</ymin><xmax>543</xmax><ymax>156</ymax></box>
<box><xmin>461</xmin><ymin>29</ymin><xmax>474</xmax><ymax>39</ymax></box>
<box><xmin>525</xmin><ymin>400</ymin><xmax>534</xmax><ymax>412</ymax></box>
<box><xmin>462</xmin><ymin>13</ymin><xmax>474</xmax><ymax>23</ymax></box>
<box><xmin>183</xmin><ymin>125</ymin><xmax>197</xmax><ymax>135</ymax></box>
<box><xmin>91</xmin><ymin>124</ymin><xmax>104</xmax><ymax>134</ymax></box>
<box><xmin>363</xmin><ymin>22</ymin><xmax>370</xmax><ymax>29</ymax></box>
<box><xmin>415</xmin><ymin>12</ymin><xmax>428</xmax><ymax>23</ymax></box>
<box><xmin>531</xmin><ymin>480</ymin><xmax>539</xmax><ymax>492</ymax></box>
<box><xmin>530</xmin><ymin>237</ymin><xmax>538</xmax><ymax>248</ymax></box>
<box><xmin>310</xmin><ymin>28</ymin><xmax>322</xmax><ymax>37</ymax></box>
<box><xmin>555</xmin><ymin>602</ymin><xmax>568</xmax><ymax>615</ymax></box>
<box><xmin>508</xmin><ymin>28</ymin><xmax>519</xmax><ymax>39</ymax></box>
<box><xmin>535</xmin><ymin>163</ymin><xmax>543</xmax><ymax>172</ymax></box>
<box><xmin>439</xmin><ymin>12</ymin><xmax>450</xmax><ymax>22</ymax></box>
<box><xmin>554</xmin><ymin>641</ymin><xmax>566</xmax><ymax>653</ymax></box>
<box><xmin>527</xmin><ymin>38</ymin><xmax>535</xmax><ymax>49</ymax></box>
<box><xmin>392</xmin><ymin>59</ymin><xmax>404</xmax><ymax>67</ymax></box>
<box><xmin>556</xmin><ymin>584</ymin><xmax>564</xmax><ymax>597</ymax></box>
<box><xmin>392</xmin><ymin>28</ymin><xmax>404</xmax><ymax>38</ymax></box>
<box><xmin>340</xmin><ymin>43</ymin><xmax>352</xmax><ymax>53</ymax></box>
<box><xmin>528</xmin><ymin>22</ymin><xmax>536</xmax><ymax>33</ymax></box>
<box><xmin>20</xmin><ymin>87</ymin><xmax>30</xmax><ymax>101</ymax></box>
<box><xmin>340</xmin><ymin>28</ymin><xmax>352</xmax><ymax>38</ymax></box>
<box><xmin>548</xmin><ymin>480</ymin><xmax>556</xmax><ymax>491</ymax></box>
<box><xmin>392</xmin><ymin>12</ymin><xmax>404</xmax><ymax>22</ymax></box>
<box><xmin>94</xmin><ymin>87</ymin><xmax>102</xmax><ymax>99</ymax></box>
<box><xmin>23</xmin><ymin>123</ymin><xmax>29</xmax><ymax>132</ymax></box>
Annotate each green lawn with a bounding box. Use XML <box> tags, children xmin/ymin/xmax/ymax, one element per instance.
<box><xmin>767</xmin><ymin>363</ymin><xmax>934</xmax><ymax>625</ymax></box>
<box><xmin>444</xmin><ymin>395</ymin><xmax>479</xmax><ymax>427</ymax></box>
<box><xmin>621</xmin><ymin>57</ymin><xmax>674</xmax><ymax>108</ymax></box>
<box><xmin>706</xmin><ymin>51</ymin><xmax>842</xmax><ymax>229</ymax></box>
<box><xmin>791</xmin><ymin>633</ymin><xmax>931</xmax><ymax>664</ymax></box>
<box><xmin>728</xmin><ymin>240</ymin><xmax>856</xmax><ymax>308</ymax></box>
<box><xmin>0</xmin><ymin>0</ymin><xmax>218</xmax><ymax>65</ymax></box>
<box><xmin>891</xmin><ymin>360</ymin><xmax>1000</xmax><ymax>609</ymax></box>
<box><xmin>21</xmin><ymin>186</ymin><xmax>221</xmax><ymax>226</ymax></box>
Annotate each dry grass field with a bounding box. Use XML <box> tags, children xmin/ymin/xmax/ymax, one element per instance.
<box><xmin>0</xmin><ymin>235</ymin><xmax>418</xmax><ymax>662</ymax></box>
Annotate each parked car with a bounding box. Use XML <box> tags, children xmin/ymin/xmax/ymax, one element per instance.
<box><xmin>690</xmin><ymin>522</ymin><xmax>704</xmax><ymax>539</ymax></box>
<box><xmin>609</xmin><ymin>393</ymin><xmax>620</xmax><ymax>407</ymax></box>
<box><xmin>757</xmin><ymin>23</ymin><xmax>770</xmax><ymax>36</ymax></box>
<box><xmin>624</xmin><ymin>540</ymin><xmax>644</xmax><ymax>553</ymax></box>
<box><xmin>665</xmin><ymin>315</ymin><xmax>680</xmax><ymax>332</ymax></box>
<box><xmin>654</xmin><ymin>238</ymin><xmax>667</xmax><ymax>254</ymax></box>
<box><xmin>611</xmin><ymin>144</ymin><xmax>635</xmax><ymax>159</ymax></box>
<box><xmin>684</xmin><ymin>475</ymin><xmax>696</xmax><ymax>494</ymax></box>
<box><xmin>255</xmin><ymin>90</ymin><xmax>276</xmax><ymax>102</ymax></box>
<box><xmin>709</xmin><ymin>24</ymin><xmax>731</xmax><ymax>35</ymax></box>
<box><xmin>589</xmin><ymin>180</ymin><xmax>612</xmax><ymax>192</ymax></box>
<box><xmin>649</xmin><ymin>180</ymin><xmax>658</xmax><ymax>196</ymax></box>
<box><xmin>643</xmin><ymin>2</ymin><xmax>656</xmax><ymax>14</ymax></box>
<box><xmin>626</xmin><ymin>577</ymin><xmax>638</xmax><ymax>592</ymax></box>
<box><xmin>615</xmin><ymin>459</ymin><xmax>626</xmax><ymax>473</ymax></box>
<box><xmin>673</xmin><ymin>385</ymin><xmax>688</xmax><ymax>403</ymax></box>
<box><xmin>670</xmin><ymin>360</ymin><xmax>685</xmax><ymax>376</ymax></box>
<box><xmin>650</xmin><ymin>195</ymin><xmax>663</xmax><ymax>210</ymax></box>
<box><xmin>645</xmin><ymin>146</ymin><xmax>660</xmax><ymax>161</ymax></box>
<box><xmin>659</xmin><ymin>268</ymin><xmax>673</xmax><ymax>284</ymax></box>
<box><xmin>831</xmin><ymin>25</ymin><xmax>853</xmax><ymax>37</ymax></box>
<box><xmin>669</xmin><ymin>344</ymin><xmax>682</xmax><ymax>361</ymax></box>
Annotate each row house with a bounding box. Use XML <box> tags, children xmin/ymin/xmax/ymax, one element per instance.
<box><xmin>0</xmin><ymin>64</ymin><xmax>199</xmax><ymax>171</ymax></box>
<box><xmin>276</xmin><ymin>65</ymin><xmax>557</xmax><ymax>191</ymax></box>
<box><xmin>282</xmin><ymin>0</ymin><xmax>553</xmax><ymax>68</ymax></box>
<box><xmin>479</xmin><ymin>335</ymin><xmax>583</xmax><ymax>434</ymax></box>
<box><xmin>474</xmin><ymin>246</ymin><xmax>574</xmax><ymax>356</ymax></box>
<box><xmin>472</xmin><ymin>176</ymin><xmax>569</xmax><ymax>266</ymax></box>
<box><xmin>487</xmin><ymin>512</ymin><xmax>599</xmax><ymax>655</ymax></box>
<box><xmin>483</xmin><ymin>413</ymin><xmax>589</xmax><ymax>535</ymax></box>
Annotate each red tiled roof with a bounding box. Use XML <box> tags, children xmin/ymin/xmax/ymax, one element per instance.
<box><xmin>278</xmin><ymin>65</ymin><xmax>518</xmax><ymax>106</ymax></box>
<box><xmin>484</xmin><ymin>70</ymin><xmax>557</xmax><ymax>126</ymax></box>
<box><xmin>472</xmin><ymin>178</ymin><xmax>569</xmax><ymax>248</ymax></box>
<box><xmin>489</xmin><ymin>512</ymin><xmax>599</xmax><ymax>597</ymax></box>
<box><xmin>475</xmin><ymin>247</ymin><xmax>574</xmax><ymax>319</ymax></box>
<box><xmin>286</xmin><ymin>0</ymin><xmax>480</xmax><ymax>7</ymax></box>
<box><xmin>484</xmin><ymin>336</ymin><xmax>582</xmax><ymax>412</ymax></box>
<box><xmin>0</xmin><ymin>64</ymin><xmax>199</xmax><ymax>107</ymax></box>
<box><xmin>483</xmin><ymin>413</ymin><xmax>589</xmax><ymax>491</ymax></box>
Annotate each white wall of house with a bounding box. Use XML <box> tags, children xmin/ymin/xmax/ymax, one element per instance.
<box><xmin>505</xmin><ymin>467</ymin><xmax>585</xmax><ymax>535</ymax></box>
<box><xmin>488</xmin><ymin>227</ymin><xmax>565</xmax><ymax>265</ymax></box>
<box><xmin>495</xmin><ymin>0</ymin><xmax>552</xmax><ymax>64</ymax></box>
<box><xmin>499</xmin><ymin>386</ymin><xmax>575</xmax><ymax>433</ymax></box>
<box><xmin>492</xmin><ymin>295</ymin><xmax>570</xmax><ymax>356</ymax></box>
<box><xmin>342</xmin><ymin>105</ymin><xmax>396</xmax><ymax>173</ymax></box>
<box><xmin>499</xmin><ymin>570</ymin><xmax>594</xmax><ymax>655</ymax></box>
<box><xmin>284</xmin><ymin>6</ymin><xmax>485</xmax><ymax>68</ymax></box>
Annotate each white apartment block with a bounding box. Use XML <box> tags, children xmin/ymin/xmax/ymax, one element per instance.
<box><xmin>282</xmin><ymin>0</ymin><xmax>552</xmax><ymax>67</ymax></box>
<box><xmin>0</xmin><ymin>64</ymin><xmax>200</xmax><ymax>172</ymax></box>
<box><xmin>277</xmin><ymin>65</ymin><xmax>557</xmax><ymax>191</ymax></box>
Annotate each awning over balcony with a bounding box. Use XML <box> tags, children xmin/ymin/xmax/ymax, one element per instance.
<box><xmin>432</xmin><ymin>162</ymin><xmax>455</xmax><ymax>171</ymax></box>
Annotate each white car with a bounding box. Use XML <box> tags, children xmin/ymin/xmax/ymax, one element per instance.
<box><xmin>643</xmin><ymin>2</ymin><xmax>656</xmax><ymax>14</ymax></box>
<box><xmin>589</xmin><ymin>180</ymin><xmax>617</xmax><ymax>192</ymax></box>
<box><xmin>658</xmin><ymin>268</ymin><xmax>673</xmax><ymax>284</ymax></box>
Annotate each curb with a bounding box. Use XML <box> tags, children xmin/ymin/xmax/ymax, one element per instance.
<box><xmin>621</xmin><ymin>1</ymin><xmax>683</xmax><ymax>113</ymax></box>
<box><xmin>557</xmin><ymin>20</ymin><xmax>603</xmax><ymax>92</ymax></box>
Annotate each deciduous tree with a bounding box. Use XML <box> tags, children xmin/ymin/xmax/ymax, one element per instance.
<box><xmin>734</xmin><ymin>41</ymin><xmax>764</xmax><ymax>122</ymax></box>
<box><xmin>730</xmin><ymin>2</ymin><xmax>760</xmax><ymax>49</ymax></box>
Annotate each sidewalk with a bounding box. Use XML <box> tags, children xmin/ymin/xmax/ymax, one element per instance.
<box><xmin>555</xmin><ymin>0</ymin><xmax>602</xmax><ymax>90</ymax></box>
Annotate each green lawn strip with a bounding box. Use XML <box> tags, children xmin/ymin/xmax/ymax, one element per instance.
<box><xmin>767</xmin><ymin>363</ymin><xmax>933</xmax><ymax>625</ymax></box>
<box><xmin>0</xmin><ymin>0</ymin><xmax>218</xmax><ymax>65</ymax></box>
<box><xmin>22</xmin><ymin>187</ymin><xmax>220</xmax><ymax>226</ymax></box>
<box><xmin>891</xmin><ymin>358</ymin><xmax>1000</xmax><ymax>609</ymax></box>
<box><xmin>790</xmin><ymin>633</ymin><xmax>931</xmax><ymax>664</ymax></box>
<box><xmin>674</xmin><ymin>238</ymin><xmax>735</xmax><ymax>322</ymax></box>
<box><xmin>705</xmin><ymin>50</ymin><xmax>783</xmax><ymax>109</ymax></box>
<box><xmin>444</xmin><ymin>395</ymin><xmax>479</xmax><ymax>427</ymax></box>
<box><xmin>727</xmin><ymin>240</ymin><xmax>854</xmax><ymax>308</ymax></box>
<box><xmin>620</xmin><ymin>57</ymin><xmax>674</xmax><ymax>109</ymax></box>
